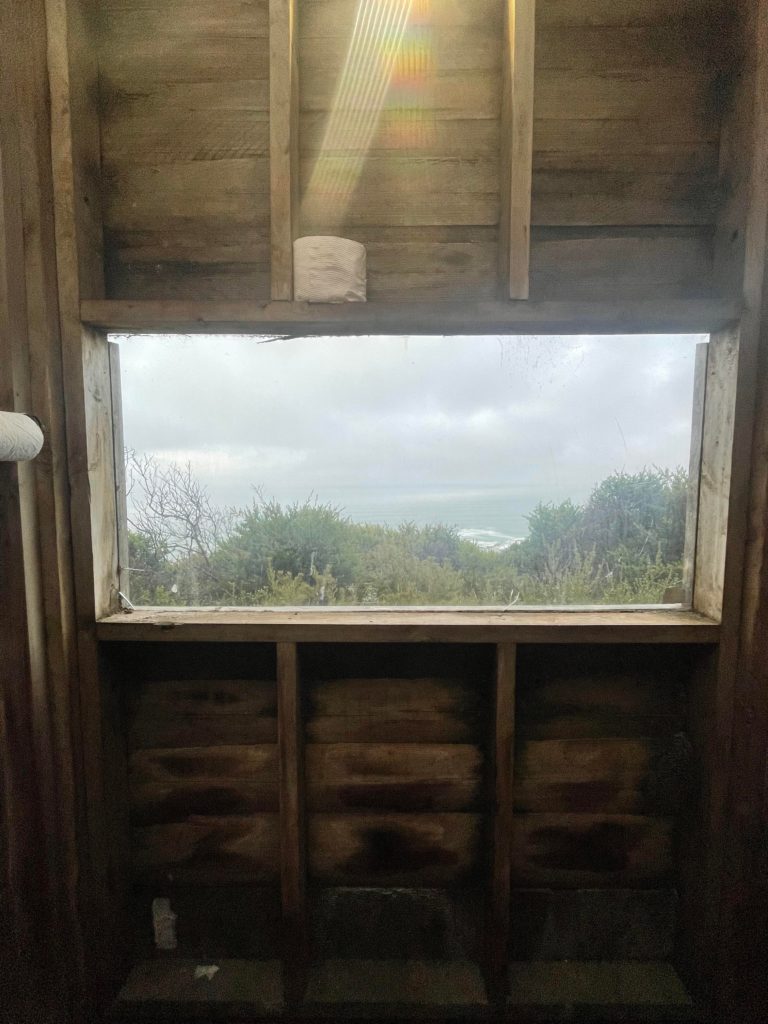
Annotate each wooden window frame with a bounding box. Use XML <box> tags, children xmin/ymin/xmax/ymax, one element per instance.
<box><xmin>88</xmin><ymin>322</ymin><xmax>742</xmax><ymax>644</ymax></box>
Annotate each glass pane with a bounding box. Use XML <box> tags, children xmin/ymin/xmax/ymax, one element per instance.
<box><xmin>115</xmin><ymin>333</ymin><xmax>705</xmax><ymax>608</ymax></box>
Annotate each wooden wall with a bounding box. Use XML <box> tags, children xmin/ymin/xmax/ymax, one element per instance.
<box><xmin>109</xmin><ymin>641</ymin><xmax>697</xmax><ymax>971</ymax></box>
<box><xmin>96</xmin><ymin>0</ymin><xmax>731</xmax><ymax>304</ymax></box>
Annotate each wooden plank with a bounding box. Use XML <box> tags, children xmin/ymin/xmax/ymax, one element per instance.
<box><xmin>514</xmin><ymin>737</ymin><xmax>692</xmax><ymax>813</ymax></box>
<box><xmin>530</xmin><ymin>228</ymin><xmax>715</xmax><ymax>300</ymax></box>
<box><xmin>490</xmin><ymin>643</ymin><xmax>516</xmax><ymax>1001</ymax></box>
<box><xmin>269</xmin><ymin>0</ymin><xmax>298</xmax><ymax>299</ymax></box>
<box><xmin>46</xmin><ymin>0</ymin><xmax>122</xmax><ymax>1010</ymax></box>
<box><xmin>507</xmin><ymin>961</ymin><xmax>695</xmax><ymax>1018</ymax></box>
<box><xmin>536</xmin><ymin>0</ymin><xmax>724</xmax><ymax>27</ymax></box>
<box><xmin>132</xmin><ymin>814</ymin><xmax>280</xmax><ymax>883</ymax></box>
<box><xmin>106</xmin><ymin>229</ymin><xmax>715</xmax><ymax>304</ymax></box>
<box><xmin>306</xmin><ymin>678</ymin><xmax>485</xmax><ymax>744</ymax></box>
<box><xmin>308</xmin><ymin>812</ymin><xmax>482</xmax><ymax>886</ymax></box>
<box><xmin>304</xmin><ymin>959</ymin><xmax>487</xmax><ymax>1009</ymax></box>
<box><xmin>117</xmin><ymin>959</ymin><xmax>284</xmax><ymax>1011</ymax></box>
<box><xmin>510</xmin><ymin>888</ymin><xmax>678</xmax><ymax>960</ymax></box>
<box><xmin>300</xmin><ymin>26</ymin><xmax>503</xmax><ymax>75</ymax></box>
<box><xmin>103</xmin><ymin>160</ymin><xmax>271</xmax><ymax>226</ymax></box>
<box><xmin>536</xmin><ymin>24</ymin><xmax>726</xmax><ymax>73</ymax></box>
<box><xmin>532</xmin><ymin>171</ymin><xmax>718</xmax><ymax>227</ymax></box>
<box><xmin>301</xmin><ymin>0</ymin><xmax>502</xmax><ymax>35</ymax></box>
<box><xmin>693</xmin><ymin>328</ymin><xmax>740</xmax><ymax>619</ymax></box>
<box><xmin>99</xmin><ymin>35</ymin><xmax>269</xmax><ymax>88</ymax></box>
<box><xmin>534</xmin><ymin>69</ymin><xmax>721</xmax><ymax>123</ymax></box>
<box><xmin>686</xmin><ymin>4</ymin><xmax>768</xmax><ymax>1017</ymax></box>
<box><xmin>109</xmin><ymin>342</ymin><xmax>129</xmax><ymax>599</ymax></box>
<box><xmin>128</xmin><ymin>679</ymin><xmax>278</xmax><ymax>749</ymax></box>
<box><xmin>512</xmin><ymin>813</ymin><xmax>675</xmax><ymax>888</ymax></box>
<box><xmin>682</xmin><ymin>343</ymin><xmax>709</xmax><ymax>604</ymax></box>
<box><xmin>516</xmin><ymin>653</ymin><xmax>687</xmax><ymax>739</ymax></box>
<box><xmin>101</xmin><ymin>109</ymin><xmax>271</xmax><ymax>165</ymax></box>
<box><xmin>129</xmin><ymin>745</ymin><xmax>279</xmax><ymax>824</ymax></box>
<box><xmin>81</xmin><ymin>298</ymin><xmax>739</xmax><ymax>336</ymax></box>
<box><xmin>305</xmin><ymin>743</ymin><xmax>483</xmax><ymax>811</ymax></box>
<box><xmin>534</xmin><ymin>120</ymin><xmax>720</xmax><ymax>172</ymax></box>
<box><xmin>311</xmin><ymin>888</ymin><xmax>480</xmax><ymax>961</ymax></box>
<box><xmin>299</xmin><ymin>68</ymin><xmax>500</xmax><ymax>118</ymax></box>
<box><xmin>500</xmin><ymin>0</ymin><xmax>535</xmax><ymax>298</ymax></box>
<box><xmin>97</xmin><ymin>608</ymin><xmax>721</xmax><ymax>644</ymax></box>
<box><xmin>277</xmin><ymin>641</ymin><xmax>307</xmax><ymax>1003</ymax></box>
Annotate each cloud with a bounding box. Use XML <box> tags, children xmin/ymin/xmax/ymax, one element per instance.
<box><xmin>116</xmin><ymin>332</ymin><xmax>705</xmax><ymax>525</ymax></box>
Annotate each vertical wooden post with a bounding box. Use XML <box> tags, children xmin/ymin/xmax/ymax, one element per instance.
<box><xmin>499</xmin><ymin>0</ymin><xmax>535</xmax><ymax>300</ymax></box>
<box><xmin>682</xmin><ymin>342</ymin><xmax>708</xmax><ymax>606</ymax></box>
<box><xmin>269</xmin><ymin>0</ymin><xmax>299</xmax><ymax>299</ymax></box>
<box><xmin>277</xmin><ymin>641</ymin><xmax>307</xmax><ymax>1006</ymax></box>
<box><xmin>489</xmin><ymin>642</ymin><xmax>516</xmax><ymax>1003</ymax></box>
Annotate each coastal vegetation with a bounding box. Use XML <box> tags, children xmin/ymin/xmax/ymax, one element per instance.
<box><xmin>126</xmin><ymin>454</ymin><xmax>689</xmax><ymax>607</ymax></box>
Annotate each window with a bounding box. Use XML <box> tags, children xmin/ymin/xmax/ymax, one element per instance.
<box><xmin>115</xmin><ymin>333</ymin><xmax>706</xmax><ymax>609</ymax></box>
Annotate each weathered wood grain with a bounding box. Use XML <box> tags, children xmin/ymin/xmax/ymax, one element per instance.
<box><xmin>305</xmin><ymin>743</ymin><xmax>484</xmax><ymax>811</ymax></box>
<box><xmin>530</xmin><ymin>228</ymin><xmax>714</xmax><ymax>299</ymax></box>
<box><xmin>306</xmin><ymin>677</ymin><xmax>486</xmax><ymax>743</ymax></box>
<box><xmin>694</xmin><ymin>328</ymin><xmax>740</xmax><ymax>620</ymax></box>
<box><xmin>499</xmin><ymin>0</ymin><xmax>535</xmax><ymax>298</ymax></box>
<box><xmin>514</xmin><ymin>737</ymin><xmax>692</xmax><ymax>813</ymax></box>
<box><xmin>269</xmin><ymin>0</ymin><xmax>298</xmax><ymax>299</ymax></box>
<box><xmin>128</xmin><ymin>679</ymin><xmax>278</xmax><ymax>749</ymax></box>
<box><xmin>129</xmin><ymin>745</ymin><xmax>279</xmax><ymax>824</ymax></box>
<box><xmin>516</xmin><ymin>648</ymin><xmax>688</xmax><ymax>738</ymax></box>
<box><xmin>308</xmin><ymin>813</ymin><xmax>482</xmax><ymax>886</ymax></box>
<box><xmin>490</xmin><ymin>643</ymin><xmax>516</xmax><ymax>997</ymax></box>
<box><xmin>277</xmin><ymin>641</ymin><xmax>307</xmax><ymax>1000</ymax></box>
<box><xmin>511</xmin><ymin>813</ymin><xmax>675</xmax><ymax>888</ymax></box>
<box><xmin>133</xmin><ymin>814</ymin><xmax>280</xmax><ymax>883</ymax></box>
<box><xmin>536</xmin><ymin>0</ymin><xmax>724</xmax><ymax>27</ymax></box>
<box><xmin>95</xmin><ymin>607</ymin><xmax>723</xmax><ymax>643</ymax></box>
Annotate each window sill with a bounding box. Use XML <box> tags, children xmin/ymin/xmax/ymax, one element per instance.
<box><xmin>95</xmin><ymin>607</ymin><xmax>720</xmax><ymax>644</ymax></box>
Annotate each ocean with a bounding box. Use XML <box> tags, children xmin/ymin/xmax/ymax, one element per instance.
<box><xmin>297</xmin><ymin>484</ymin><xmax>536</xmax><ymax>550</ymax></box>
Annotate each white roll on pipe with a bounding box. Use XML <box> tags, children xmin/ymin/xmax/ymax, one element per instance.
<box><xmin>294</xmin><ymin>235</ymin><xmax>367</xmax><ymax>303</ymax></box>
<box><xmin>0</xmin><ymin>412</ymin><xmax>44</xmax><ymax>462</ymax></box>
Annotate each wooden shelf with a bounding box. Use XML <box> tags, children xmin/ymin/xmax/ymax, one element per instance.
<box><xmin>96</xmin><ymin>608</ymin><xmax>720</xmax><ymax>644</ymax></box>
<box><xmin>81</xmin><ymin>298</ymin><xmax>740</xmax><ymax>338</ymax></box>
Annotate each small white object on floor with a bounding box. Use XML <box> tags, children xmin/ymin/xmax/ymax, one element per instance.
<box><xmin>151</xmin><ymin>898</ymin><xmax>177</xmax><ymax>951</ymax></box>
<box><xmin>293</xmin><ymin>236</ymin><xmax>367</xmax><ymax>303</ymax></box>
<box><xmin>194</xmin><ymin>965</ymin><xmax>220</xmax><ymax>981</ymax></box>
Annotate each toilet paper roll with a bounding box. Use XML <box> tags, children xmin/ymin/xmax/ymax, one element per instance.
<box><xmin>294</xmin><ymin>235</ymin><xmax>367</xmax><ymax>303</ymax></box>
<box><xmin>0</xmin><ymin>412</ymin><xmax>44</xmax><ymax>462</ymax></box>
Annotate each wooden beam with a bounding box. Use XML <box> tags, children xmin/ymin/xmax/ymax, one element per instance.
<box><xmin>95</xmin><ymin>608</ymin><xmax>720</xmax><ymax>645</ymax></box>
<box><xmin>81</xmin><ymin>298</ymin><xmax>739</xmax><ymax>337</ymax></box>
<box><xmin>46</xmin><ymin>0</ymin><xmax>126</xmax><ymax>1012</ymax></box>
<box><xmin>269</xmin><ymin>0</ymin><xmax>299</xmax><ymax>300</ymax></box>
<box><xmin>693</xmin><ymin>329</ymin><xmax>740</xmax><ymax>620</ymax></box>
<box><xmin>682</xmin><ymin>342</ymin><xmax>708</xmax><ymax>606</ymax></box>
<box><xmin>500</xmin><ymin>0</ymin><xmax>535</xmax><ymax>299</ymax></box>
<box><xmin>277</xmin><ymin>641</ymin><xmax>307</xmax><ymax>1006</ymax></box>
<box><xmin>489</xmin><ymin>643</ymin><xmax>516</xmax><ymax>1003</ymax></box>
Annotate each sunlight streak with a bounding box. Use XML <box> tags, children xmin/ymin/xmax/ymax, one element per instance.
<box><xmin>302</xmin><ymin>0</ymin><xmax>435</xmax><ymax>227</ymax></box>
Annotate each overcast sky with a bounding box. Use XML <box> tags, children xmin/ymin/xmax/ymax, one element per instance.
<box><xmin>116</xmin><ymin>333</ymin><xmax>704</xmax><ymax>529</ymax></box>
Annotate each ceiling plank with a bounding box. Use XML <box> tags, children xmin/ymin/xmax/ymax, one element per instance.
<box><xmin>269</xmin><ymin>0</ymin><xmax>299</xmax><ymax>299</ymax></box>
<box><xmin>500</xmin><ymin>0</ymin><xmax>536</xmax><ymax>300</ymax></box>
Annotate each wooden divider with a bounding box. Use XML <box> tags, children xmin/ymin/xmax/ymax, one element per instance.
<box><xmin>277</xmin><ymin>641</ymin><xmax>307</xmax><ymax>1004</ymax></box>
<box><xmin>489</xmin><ymin>643</ymin><xmax>516</xmax><ymax>1001</ymax></box>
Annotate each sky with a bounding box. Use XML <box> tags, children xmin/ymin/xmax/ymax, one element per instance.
<box><xmin>115</xmin><ymin>333</ymin><xmax>704</xmax><ymax>540</ymax></box>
